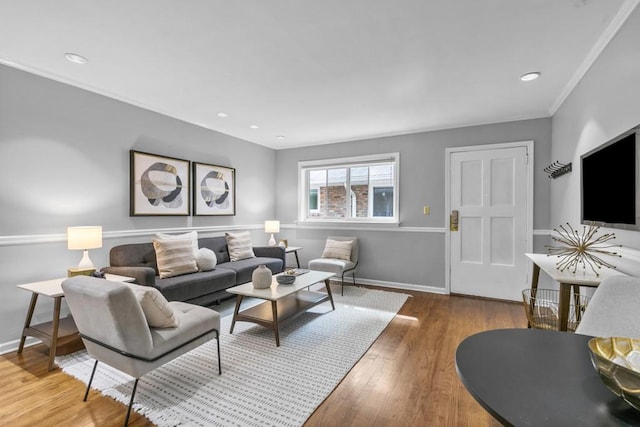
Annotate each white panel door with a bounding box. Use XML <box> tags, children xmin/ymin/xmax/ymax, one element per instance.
<box><xmin>449</xmin><ymin>145</ymin><xmax>530</xmax><ymax>301</ymax></box>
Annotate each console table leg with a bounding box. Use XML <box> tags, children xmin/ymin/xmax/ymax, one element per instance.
<box><xmin>527</xmin><ymin>263</ymin><xmax>541</xmax><ymax>329</ymax></box>
<box><xmin>18</xmin><ymin>293</ymin><xmax>38</xmax><ymax>354</ymax></box>
<box><xmin>558</xmin><ymin>282</ymin><xmax>571</xmax><ymax>332</ymax></box>
<box><xmin>48</xmin><ymin>296</ymin><xmax>62</xmax><ymax>371</ymax></box>
<box><xmin>294</xmin><ymin>251</ymin><xmax>300</xmax><ymax>268</ymax></box>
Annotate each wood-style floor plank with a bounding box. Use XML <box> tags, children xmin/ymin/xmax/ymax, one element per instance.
<box><xmin>0</xmin><ymin>287</ymin><xmax>526</xmax><ymax>427</ymax></box>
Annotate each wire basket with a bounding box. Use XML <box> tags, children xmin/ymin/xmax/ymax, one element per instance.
<box><xmin>522</xmin><ymin>288</ymin><xmax>590</xmax><ymax>332</ymax></box>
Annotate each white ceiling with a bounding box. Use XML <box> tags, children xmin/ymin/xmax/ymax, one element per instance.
<box><xmin>1</xmin><ymin>0</ymin><xmax>638</xmax><ymax>149</ymax></box>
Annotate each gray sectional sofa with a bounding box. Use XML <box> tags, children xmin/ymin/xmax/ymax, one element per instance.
<box><xmin>102</xmin><ymin>236</ymin><xmax>285</xmax><ymax>306</ymax></box>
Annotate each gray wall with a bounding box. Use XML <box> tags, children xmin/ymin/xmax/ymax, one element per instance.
<box><xmin>275</xmin><ymin>118</ymin><xmax>553</xmax><ymax>290</ymax></box>
<box><xmin>0</xmin><ymin>65</ymin><xmax>277</xmax><ymax>350</ymax></box>
<box><xmin>550</xmin><ymin>5</ymin><xmax>640</xmax><ymax>275</ymax></box>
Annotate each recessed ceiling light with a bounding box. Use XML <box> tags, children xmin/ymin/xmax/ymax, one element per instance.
<box><xmin>65</xmin><ymin>53</ymin><xmax>88</xmax><ymax>64</ymax></box>
<box><xmin>250</xmin><ymin>125</ymin><xmax>259</xmax><ymax>129</ymax></box>
<box><xmin>276</xmin><ymin>135</ymin><xmax>286</xmax><ymax>140</ymax></box>
<box><xmin>217</xmin><ymin>112</ymin><xmax>228</xmax><ymax>118</ymax></box>
<box><xmin>520</xmin><ymin>72</ymin><xmax>541</xmax><ymax>82</ymax></box>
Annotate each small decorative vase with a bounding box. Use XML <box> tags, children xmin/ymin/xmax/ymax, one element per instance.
<box><xmin>252</xmin><ymin>265</ymin><xmax>272</xmax><ymax>289</ymax></box>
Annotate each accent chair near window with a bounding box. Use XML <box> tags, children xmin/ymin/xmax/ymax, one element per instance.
<box><xmin>308</xmin><ymin>236</ymin><xmax>359</xmax><ymax>296</ymax></box>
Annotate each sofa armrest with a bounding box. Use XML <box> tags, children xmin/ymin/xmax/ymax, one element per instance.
<box><xmin>253</xmin><ymin>246</ymin><xmax>286</xmax><ymax>264</ymax></box>
<box><xmin>101</xmin><ymin>266</ymin><xmax>157</xmax><ymax>286</ymax></box>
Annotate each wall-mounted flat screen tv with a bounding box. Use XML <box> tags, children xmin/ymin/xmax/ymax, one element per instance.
<box><xmin>581</xmin><ymin>125</ymin><xmax>640</xmax><ymax>231</ymax></box>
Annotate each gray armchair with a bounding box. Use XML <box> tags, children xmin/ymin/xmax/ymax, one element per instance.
<box><xmin>61</xmin><ymin>276</ymin><xmax>221</xmax><ymax>426</ymax></box>
<box><xmin>308</xmin><ymin>236</ymin><xmax>359</xmax><ymax>295</ymax></box>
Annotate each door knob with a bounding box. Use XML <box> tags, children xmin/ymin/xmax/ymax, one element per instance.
<box><xmin>450</xmin><ymin>210</ymin><xmax>459</xmax><ymax>231</ymax></box>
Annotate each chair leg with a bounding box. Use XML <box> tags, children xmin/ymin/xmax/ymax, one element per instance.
<box><xmin>83</xmin><ymin>360</ymin><xmax>99</xmax><ymax>401</ymax></box>
<box><xmin>215</xmin><ymin>330</ymin><xmax>222</xmax><ymax>375</ymax></box>
<box><xmin>351</xmin><ymin>271</ymin><xmax>356</xmax><ymax>288</ymax></box>
<box><xmin>341</xmin><ymin>274</ymin><xmax>345</xmax><ymax>296</ymax></box>
<box><xmin>124</xmin><ymin>378</ymin><xmax>139</xmax><ymax>427</ymax></box>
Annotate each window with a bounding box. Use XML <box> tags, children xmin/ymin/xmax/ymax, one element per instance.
<box><xmin>299</xmin><ymin>153</ymin><xmax>399</xmax><ymax>223</ymax></box>
<box><xmin>309</xmin><ymin>188</ymin><xmax>319</xmax><ymax>211</ymax></box>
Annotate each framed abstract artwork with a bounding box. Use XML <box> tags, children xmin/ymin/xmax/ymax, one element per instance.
<box><xmin>192</xmin><ymin>162</ymin><xmax>236</xmax><ymax>216</ymax></box>
<box><xmin>130</xmin><ymin>150</ymin><xmax>191</xmax><ymax>216</ymax></box>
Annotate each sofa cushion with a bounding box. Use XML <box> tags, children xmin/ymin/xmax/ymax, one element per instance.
<box><xmin>321</xmin><ymin>239</ymin><xmax>353</xmax><ymax>261</ymax></box>
<box><xmin>309</xmin><ymin>258</ymin><xmax>356</xmax><ymax>275</ymax></box>
<box><xmin>152</xmin><ymin>238</ymin><xmax>199</xmax><ymax>278</ymax></box>
<box><xmin>126</xmin><ymin>283</ymin><xmax>178</xmax><ymax>328</ymax></box>
<box><xmin>155</xmin><ymin>268</ymin><xmax>236</xmax><ymax>302</ymax></box>
<box><xmin>109</xmin><ymin>242</ymin><xmax>158</xmax><ymax>273</ymax></box>
<box><xmin>156</xmin><ymin>231</ymin><xmax>199</xmax><ymax>256</ymax></box>
<box><xmin>196</xmin><ymin>247</ymin><xmax>217</xmax><ymax>271</ymax></box>
<box><xmin>225</xmin><ymin>231</ymin><xmax>255</xmax><ymax>261</ymax></box>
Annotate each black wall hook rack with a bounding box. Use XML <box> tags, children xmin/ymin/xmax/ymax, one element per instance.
<box><xmin>544</xmin><ymin>161</ymin><xmax>572</xmax><ymax>179</ymax></box>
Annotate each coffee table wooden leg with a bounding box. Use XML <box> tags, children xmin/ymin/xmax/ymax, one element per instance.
<box><xmin>271</xmin><ymin>301</ymin><xmax>280</xmax><ymax>346</ymax></box>
<box><xmin>324</xmin><ymin>279</ymin><xmax>335</xmax><ymax>310</ymax></box>
<box><xmin>558</xmin><ymin>282</ymin><xmax>571</xmax><ymax>332</ymax></box>
<box><xmin>48</xmin><ymin>296</ymin><xmax>62</xmax><ymax>371</ymax></box>
<box><xmin>18</xmin><ymin>293</ymin><xmax>38</xmax><ymax>354</ymax></box>
<box><xmin>230</xmin><ymin>295</ymin><xmax>243</xmax><ymax>334</ymax></box>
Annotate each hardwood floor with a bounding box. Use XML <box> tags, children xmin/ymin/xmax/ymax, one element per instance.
<box><xmin>0</xmin><ymin>287</ymin><xmax>526</xmax><ymax>427</ymax></box>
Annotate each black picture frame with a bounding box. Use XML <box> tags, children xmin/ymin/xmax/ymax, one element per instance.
<box><xmin>130</xmin><ymin>150</ymin><xmax>191</xmax><ymax>216</ymax></box>
<box><xmin>192</xmin><ymin>162</ymin><xmax>236</xmax><ymax>216</ymax></box>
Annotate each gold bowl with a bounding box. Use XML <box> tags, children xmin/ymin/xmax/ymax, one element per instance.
<box><xmin>588</xmin><ymin>337</ymin><xmax>640</xmax><ymax>411</ymax></box>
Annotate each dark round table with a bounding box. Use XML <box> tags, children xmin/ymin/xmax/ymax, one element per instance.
<box><xmin>455</xmin><ymin>328</ymin><xmax>640</xmax><ymax>426</ymax></box>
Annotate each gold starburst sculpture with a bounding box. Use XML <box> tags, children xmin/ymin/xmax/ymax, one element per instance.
<box><xmin>546</xmin><ymin>222</ymin><xmax>621</xmax><ymax>275</ymax></box>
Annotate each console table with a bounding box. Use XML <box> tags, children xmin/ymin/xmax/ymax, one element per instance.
<box><xmin>525</xmin><ymin>253</ymin><xmax>626</xmax><ymax>331</ymax></box>
<box><xmin>456</xmin><ymin>328</ymin><xmax>640</xmax><ymax>426</ymax></box>
<box><xmin>17</xmin><ymin>273</ymin><xmax>134</xmax><ymax>371</ymax></box>
<box><xmin>285</xmin><ymin>246</ymin><xmax>302</xmax><ymax>268</ymax></box>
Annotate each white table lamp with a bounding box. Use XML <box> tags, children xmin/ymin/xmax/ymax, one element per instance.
<box><xmin>264</xmin><ymin>220</ymin><xmax>280</xmax><ymax>246</ymax></box>
<box><xmin>67</xmin><ymin>226</ymin><xmax>103</xmax><ymax>269</ymax></box>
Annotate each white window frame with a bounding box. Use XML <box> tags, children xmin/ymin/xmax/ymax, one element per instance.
<box><xmin>298</xmin><ymin>152</ymin><xmax>400</xmax><ymax>224</ymax></box>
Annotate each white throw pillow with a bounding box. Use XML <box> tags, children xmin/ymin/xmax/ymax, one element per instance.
<box><xmin>127</xmin><ymin>283</ymin><xmax>178</xmax><ymax>328</ymax></box>
<box><xmin>225</xmin><ymin>231</ymin><xmax>256</xmax><ymax>261</ymax></box>
<box><xmin>196</xmin><ymin>247</ymin><xmax>217</xmax><ymax>271</ymax></box>
<box><xmin>155</xmin><ymin>230</ymin><xmax>198</xmax><ymax>256</ymax></box>
<box><xmin>152</xmin><ymin>238</ymin><xmax>199</xmax><ymax>278</ymax></box>
<box><xmin>321</xmin><ymin>239</ymin><xmax>353</xmax><ymax>261</ymax></box>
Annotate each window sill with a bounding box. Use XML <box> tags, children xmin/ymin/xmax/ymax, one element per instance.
<box><xmin>296</xmin><ymin>219</ymin><xmax>400</xmax><ymax>227</ymax></box>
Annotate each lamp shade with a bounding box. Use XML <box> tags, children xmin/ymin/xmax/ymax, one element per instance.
<box><xmin>264</xmin><ymin>220</ymin><xmax>280</xmax><ymax>233</ymax></box>
<box><xmin>67</xmin><ymin>226</ymin><xmax>103</xmax><ymax>250</ymax></box>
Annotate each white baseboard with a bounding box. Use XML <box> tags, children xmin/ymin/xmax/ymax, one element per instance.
<box><xmin>331</xmin><ymin>277</ymin><xmax>447</xmax><ymax>295</ymax></box>
<box><xmin>0</xmin><ymin>337</ymin><xmax>40</xmax><ymax>356</ymax></box>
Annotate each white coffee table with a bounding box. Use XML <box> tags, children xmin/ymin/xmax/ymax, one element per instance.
<box><xmin>227</xmin><ymin>270</ymin><xmax>335</xmax><ymax>346</ymax></box>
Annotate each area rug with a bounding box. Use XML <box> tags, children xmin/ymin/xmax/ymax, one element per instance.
<box><xmin>57</xmin><ymin>286</ymin><xmax>409</xmax><ymax>427</ymax></box>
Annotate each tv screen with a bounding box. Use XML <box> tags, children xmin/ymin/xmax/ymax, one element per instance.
<box><xmin>581</xmin><ymin>127</ymin><xmax>639</xmax><ymax>230</ymax></box>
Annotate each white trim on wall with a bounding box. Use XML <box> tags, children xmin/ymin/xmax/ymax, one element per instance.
<box><xmin>1</xmin><ymin>225</ymin><xmax>563</xmax><ymax>247</ymax></box>
<box><xmin>0</xmin><ymin>225</ymin><xmax>264</xmax><ymax>247</ymax></box>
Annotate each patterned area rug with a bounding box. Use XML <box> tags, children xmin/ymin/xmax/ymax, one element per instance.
<box><xmin>57</xmin><ymin>286</ymin><xmax>409</xmax><ymax>426</ymax></box>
